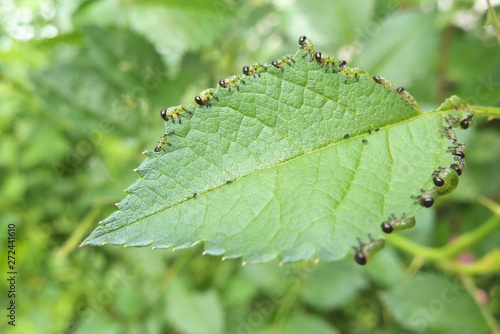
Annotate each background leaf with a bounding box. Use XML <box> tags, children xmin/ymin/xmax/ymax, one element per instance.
<box><xmin>380</xmin><ymin>273</ymin><xmax>490</xmax><ymax>334</ymax></box>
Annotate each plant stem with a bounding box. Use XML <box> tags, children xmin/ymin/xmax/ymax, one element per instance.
<box><xmin>387</xmin><ymin>208</ymin><xmax>500</xmax><ymax>262</ymax></box>
<box><xmin>471</xmin><ymin>106</ymin><xmax>500</xmax><ymax>118</ymax></box>
<box><xmin>56</xmin><ymin>205</ymin><xmax>102</xmax><ymax>259</ymax></box>
<box><xmin>487</xmin><ymin>0</ymin><xmax>500</xmax><ymax>44</ymax></box>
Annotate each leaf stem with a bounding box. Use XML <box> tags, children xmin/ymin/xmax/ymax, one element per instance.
<box><xmin>471</xmin><ymin>105</ymin><xmax>500</xmax><ymax>118</ymax></box>
<box><xmin>387</xmin><ymin>199</ymin><xmax>500</xmax><ymax>263</ymax></box>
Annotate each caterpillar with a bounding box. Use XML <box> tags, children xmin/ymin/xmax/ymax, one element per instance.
<box><xmin>154</xmin><ymin>131</ymin><xmax>175</xmax><ymax>152</ymax></box>
<box><xmin>313</xmin><ymin>52</ymin><xmax>345</xmax><ymax>73</ymax></box>
<box><xmin>440</xmin><ymin>126</ymin><xmax>457</xmax><ymax>143</ymax></box>
<box><xmin>412</xmin><ymin>189</ymin><xmax>437</xmax><ymax>208</ymax></box>
<box><xmin>394</xmin><ymin>86</ymin><xmax>416</xmax><ymax>107</ymax></box>
<box><xmin>272</xmin><ymin>54</ymin><xmax>295</xmax><ymax>70</ymax></box>
<box><xmin>353</xmin><ymin>234</ymin><xmax>385</xmax><ymax>265</ymax></box>
<box><xmin>219</xmin><ymin>75</ymin><xmax>246</xmax><ymax>91</ymax></box>
<box><xmin>432</xmin><ymin>167</ymin><xmax>460</xmax><ymax>195</ymax></box>
<box><xmin>459</xmin><ymin>114</ymin><xmax>474</xmax><ymax>129</ymax></box>
<box><xmin>447</xmin><ymin>143</ymin><xmax>466</xmax><ymax>159</ymax></box>
<box><xmin>450</xmin><ymin>159</ymin><xmax>466</xmax><ymax>176</ymax></box>
<box><xmin>298</xmin><ymin>35</ymin><xmax>316</xmax><ymax>59</ymax></box>
<box><xmin>195</xmin><ymin>88</ymin><xmax>218</xmax><ymax>107</ymax></box>
<box><xmin>341</xmin><ymin>67</ymin><xmax>361</xmax><ymax>84</ymax></box>
<box><xmin>242</xmin><ymin>63</ymin><xmax>267</xmax><ymax>77</ymax></box>
<box><xmin>160</xmin><ymin>105</ymin><xmax>191</xmax><ymax>123</ymax></box>
<box><xmin>373</xmin><ymin>75</ymin><xmax>395</xmax><ymax>92</ymax></box>
<box><xmin>381</xmin><ymin>213</ymin><xmax>416</xmax><ymax>234</ymax></box>
<box><xmin>445</xmin><ymin>113</ymin><xmax>474</xmax><ymax>129</ymax></box>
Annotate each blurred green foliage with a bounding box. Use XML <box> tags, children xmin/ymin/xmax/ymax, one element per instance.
<box><xmin>0</xmin><ymin>0</ymin><xmax>499</xmax><ymax>333</ymax></box>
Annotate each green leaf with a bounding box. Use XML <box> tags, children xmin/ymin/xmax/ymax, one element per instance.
<box><xmin>380</xmin><ymin>273</ymin><xmax>490</xmax><ymax>333</ymax></box>
<box><xmin>280</xmin><ymin>312</ymin><xmax>340</xmax><ymax>334</ymax></box>
<box><xmin>300</xmin><ymin>261</ymin><xmax>368</xmax><ymax>310</ymax></box>
<box><xmin>165</xmin><ymin>278</ymin><xmax>225</xmax><ymax>334</ymax></box>
<box><xmin>82</xmin><ymin>40</ymin><xmax>473</xmax><ymax>264</ymax></box>
<box><xmin>30</xmin><ymin>27</ymin><xmax>181</xmax><ymax>134</ymax></box>
<box><xmin>356</xmin><ymin>11</ymin><xmax>440</xmax><ymax>87</ymax></box>
<box><xmin>293</xmin><ymin>0</ymin><xmax>375</xmax><ymax>47</ymax></box>
<box><xmin>128</xmin><ymin>0</ymin><xmax>236</xmax><ymax>55</ymax></box>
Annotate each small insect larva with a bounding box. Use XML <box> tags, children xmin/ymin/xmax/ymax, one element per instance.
<box><xmin>445</xmin><ymin>115</ymin><xmax>460</xmax><ymax>128</ymax></box>
<box><xmin>242</xmin><ymin>63</ymin><xmax>267</xmax><ymax>77</ymax></box>
<box><xmin>352</xmin><ymin>234</ymin><xmax>385</xmax><ymax>265</ymax></box>
<box><xmin>154</xmin><ymin>140</ymin><xmax>171</xmax><ymax>152</ymax></box>
<box><xmin>381</xmin><ymin>213</ymin><xmax>416</xmax><ymax>234</ymax></box>
<box><xmin>298</xmin><ymin>35</ymin><xmax>316</xmax><ymax>59</ymax></box>
<box><xmin>372</xmin><ymin>75</ymin><xmax>395</xmax><ymax>91</ymax></box>
<box><xmin>272</xmin><ymin>54</ymin><xmax>295</xmax><ymax>70</ymax></box>
<box><xmin>193</xmin><ymin>193</ymin><xmax>197</xmax><ymax>198</ymax></box>
<box><xmin>447</xmin><ymin>143</ymin><xmax>466</xmax><ymax>159</ymax></box>
<box><xmin>219</xmin><ymin>75</ymin><xmax>245</xmax><ymax>91</ymax></box>
<box><xmin>450</xmin><ymin>159</ymin><xmax>466</xmax><ymax>176</ymax></box>
<box><xmin>367</xmin><ymin>129</ymin><xmax>372</xmax><ymax>134</ymax></box>
<box><xmin>341</xmin><ymin>67</ymin><xmax>361</xmax><ymax>84</ymax></box>
<box><xmin>195</xmin><ymin>88</ymin><xmax>218</xmax><ymax>107</ymax></box>
<box><xmin>226</xmin><ymin>180</ymin><xmax>232</xmax><ymax>184</ymax></box>
<box><xmin>412</xmin><ymin>189</ymin><xmax>437</xmax><ymax>208</ymax></box>
<box><xmin>432</xmin><ymin>175</ymin><xmax>445</xmax><ymax>187</ymax></box>
<box><xmin>375</xmin><ymin>128</ymin><xmax>380</xmax><ymax>132</ymax></box>
<box><xmin>154</xmin><ymin>131</ymin><xmax>175</xmax><ymax>152</ymax></box>
<box><xmin>440</xmin><ymin>126</ymin><xmax>457</xmax><ymax>142</ymax></box>
<box><xmin>395</xmin><ymin>86</ymin><xmax>416</xmax><ymax>107</ymax></box>
<box><xmin>313</xmin><ymin>52</ymin><xmax>340</xmax><ymax>73</ymax></box>
<box><xmin>343</xmin><ymin>133</ymin><xmax>350</xmax><ymax>139</ymax></box>
<box><xmin>362</xmin><ymin>139</ymin><xmax>368</xmax><ymax>143</ymax></box>
<box><xmin>460</xmin><ymin>114</ymin><xmax>474</xmax><ymax>129</ymax></box>
<box><xmin>160</xmin><ymin>106</ymin><xmax>191</xmax><ymax>123</ymax></box>
<box><xmin>432</xmin><ymin>167</ymin><xmax>459</xmax><ymax>195</ymax></box>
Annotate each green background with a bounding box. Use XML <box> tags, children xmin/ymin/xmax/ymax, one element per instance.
<box><xmin>0</xmin><ymin>0</ymin><xmax>499</xmax><ymax>333</ymax></box>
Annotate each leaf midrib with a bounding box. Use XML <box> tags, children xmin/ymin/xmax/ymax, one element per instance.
<box><xmin>101</xmin><ymin>111</ymin><xmax>429</xmax><ymax>238</ymax></box>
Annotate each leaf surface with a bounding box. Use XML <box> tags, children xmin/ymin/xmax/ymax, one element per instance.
<box><xmin>82</xmin><ymin>44</ymin><xmax>470</xmax><ymax>264</ymax></box>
